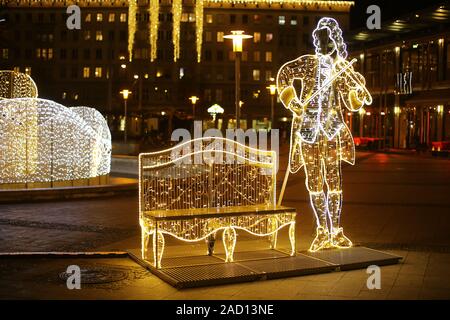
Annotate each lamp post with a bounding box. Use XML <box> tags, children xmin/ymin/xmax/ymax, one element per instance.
<box><xmin>224</xmin><ymin>31</ymin><xmax>252</xmax><ymax>129</ymax></box>
<box><xmin>267</xmin><ymin>83</ymin><xmax>277</xmax><ymax>130</ymax></box>
<box><xmin>189</xmin><ymin>96</ymin><xmax>199</xmax><ymax>120</ymax></box>
<box><xmin>208</xmin><ymin>103</ymin><xmax>224</xmax><ymax>128</ymax></box>
<box><xmin>120</xmin><ymin>89</ymin><xmax>131</xmax><ymax>144</ymax></box>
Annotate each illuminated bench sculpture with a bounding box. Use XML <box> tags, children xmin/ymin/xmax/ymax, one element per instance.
<box><xmin>139</xmin><ymin>137</ymin><xmax>296</xmax><ymax>268</ymax></box>
<box><xmin>0</xmin><ymin>98</ymin><xmax>111</xmax><ymax>188</ymax></box>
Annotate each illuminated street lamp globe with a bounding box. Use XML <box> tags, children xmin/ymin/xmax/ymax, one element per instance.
<box><xmin>207</xmin><ymin>103</ymin><xmax>224</xmax><ymax>121</ymax></box>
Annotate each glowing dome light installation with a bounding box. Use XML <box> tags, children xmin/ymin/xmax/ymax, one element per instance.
<box><xmin>0</xmin><ymin>98</ymin><xmax>111</xmax><ymax>186</ymax></box>
<box><xmin>0</xmin><ymin>70</ymin><xmax>38</xmax><ymax>99</ymax></box>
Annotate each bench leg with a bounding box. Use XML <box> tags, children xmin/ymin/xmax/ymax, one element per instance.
<box><xmin>141</xmin><ymin>228</ymin><xmax>150</xmax><ymax>260</ymax></box>
<box><xmin>289</xmin><ymin>222</ymin><xmax>296</xmax><ymax>256</ymax></box>
<box><xmin>269</xmin><ymin>216</ymin><xmax>278</xmax><ymax>249</ymax></box>
<box><xmin>223</xmin><ymin>227</ymin><xmax>236</xmax><ymax>262</ymax></box>
<box><xmin>153</xmin><ymin>231</ymin><xmax>165</xmax><ymax>269</ymax></box>
<box><xmin>206</xmin><ymin>233</ymin><xmax>216</xmax><ymax>256</ymax></box>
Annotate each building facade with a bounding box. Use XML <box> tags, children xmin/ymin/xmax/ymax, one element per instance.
<box><xmin>0</xmin><ymin>0</ymin><xmax>353</xmax><ymax>140</ymax></box>
<box><xmin>347</xmin><ymin>3</ymin><xmax>450</xmax><ymax>149</ymax></box>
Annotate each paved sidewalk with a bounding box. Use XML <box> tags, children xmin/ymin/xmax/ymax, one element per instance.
<box><xmin>1</xmin><ymin>148</ymin><xmax>450</xmax><ymax>299</ymax></box>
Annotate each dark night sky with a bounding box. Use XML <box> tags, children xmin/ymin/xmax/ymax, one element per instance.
<box><xmin>349</xmin><ymin>0</ymin><xmax>447</xmax><ymax>28</ymax></box>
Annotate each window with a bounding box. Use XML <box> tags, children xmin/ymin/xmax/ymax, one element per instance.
<box><xmin>242</xmin><ymin>14</ymin><xmax>248</xmax><ymax>24</ymax></box>
<box><xmin>96</xmin><ymin>31</ymin><xmax>103</xmax><ymax>41</ymax></box>
<box><xmin>94</xmin><ymin>67</ymin><xmax>102</xmax><ymax>78</ymax></box>
<box><xmin>83</xmin><ymin>49</ymin><xmax>90</xmax><ymax>59</ymax></box>
<box><xmin>205</xmin><ymin>31</ymin><xmax>212</xmax><ymax>42</ymax></box>
<box><xmin>302</xmin><ymin>33</ymin><xmax>309</xmax><ymax>45</ymax></box>
<box><xmin>278</xmin><ymin>16</ymin><xmax>286</xmax><ymax>25</ymax></box>
<box><xmin>206</xmin><ymin>14</ymin><xmax>213</xmax><ymax>23</ymax></box>
<box><xmin>253</xmin><ymin>14</ymin><xmax>261</xmax><ymax>24</ymax></box>
<box><xmin>188</xmin><ymin>13</ymin><xmax>195</xmax><ymax>22</ymax></box>
<box><xmin>228</xmin><ymin>51</ymin><xmax>235</xmax><ymax>61</ymax></box>
<box><xmin>266</xmin><ymin>33</ymin><xmax>273</xmax><ymax>42</ymax></box>
<box><xmin>13</xmin><ymin>66</ymin><xmax>20</xmax><ymax>73</ymax></box>
<box><xmin>120</xmin><ymin>13</ymin><xmax>127</xmax><ymax>22</ymax></box>
<box><xmin>84</xmin><ymin>30</ymin><xmax>91</xmax><ymax>40</ymax></box>
<box><xmin>217</xmin><ymin>50</ymin><xmax>224</xmax><ymax>61</ymax></box>
<box><xmin>265</xmin><ymin>51</ymin><xmax>272</xmax><ymax>62</ymax></box>
<box><xmin>230</xmin><ymin>14</ymin><xmax>236</xmax><ymax>24</ymax></box>
<box><xmin>96</xmin><ymin>13</ymin><xmax>103</xmax><ymax>22</ymax></box>
<box><xmin>95</xmin><ymin>49</ymin><xmax>102</xmax><ymax>59</ymax></box>
<box><xmin>1</xmin><ymin>48</ymin><xmax>9</xmax><ymax>59</ymax></box>
<box><xmin>253</xmin><ymin>51</ymin><xmax>260</xmax><ymax>62</ymax></box>
<box><xmin>204</xmin><ymin>89</ymin><xmax>212</xmax><ymax>102</ymax></box>
<box><xmin>72</xmin><ymin>49</ymin><xmax>78</xmax><ymax>59</ymax></box>
<box><xmin>265</xmin><ymin>70</ymin><xmax>273</xmax><ymax>81</ymax></box>
<box><xmin>108</xmin><ymin>13</ymin><xmax>115</xmax><ymax>22</ymax></box>
<box><xmin>216</xmin><ymin>89</ymin><xmax>223</xmax><ymax>101</ymax></box>
<box><xmin>204</xmin><ymin>49</ymin><xmax>212</xmax><ymax>61</ymax></box>
<box><xmin>60</xmin><ymin>49</ymin><xmax>67</xmax><ymax>59</ymax></box>
<box><xmin>303</xmin><ymin>16</ymin><xmax>309</xmax><ymax>26</ymax></box>
<box><xmin>85</xmin><ymin>13</ymin><xmax>91</xmax><ymax>22</ymax></box>
<box><xmin>181</xmin><ymin>13</ymin><xmax>188</xmax><ymax>22</ymax></box>
<box><xmin>253</xmin><ymin>32</ymin><xmax>261</xmax><ymax>43</ymax></box>
<box><xmin>252</xmin><ymin>69</ymin><xmax>260</xmax><ymax>81</ymax></box>
<box><xmin>242</xmin><ymin>51</ymin><xmax>248</xmax><ymax>61</ymax></box>
<box><xmin>48</xmin><ymin>48</ymin><xmax>53</xmax><ymax>59</ymax></box>
<box><xmin>217</xmin><ymin>32</ymin><xmax>224</xmax><ymax>42</ymax></box>
<box><xmin>291</xmin><ymin>16</ymin><xmax>297</xmax><ymax>25</ymax></box>
<box><xmin>24</xmin><ymin>67</ymin><xmax>31</xmax><ymax>76</ymax></box>
<box><xmin>83</xmin><ymin>67</ymin><xmax>90</xmax><ymax>78</ymax></box>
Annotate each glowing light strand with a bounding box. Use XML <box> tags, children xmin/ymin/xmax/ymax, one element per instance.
<box><xmin>276</xmin><ymin>17</ymin><xmax>372</xmax><ymax>252</ymax></box>
<box><xmin>172</xmin><ymin>0</ymin><xmax>182</xmax><ymax>61</ymax></box>
<box><xmin>127</xmin><ymin>0</ymin><xmax>137</xmax><ymax>62</ymax></box>
<box><xmin>195</xmin><ymin>0</ymin><xmax>204</xmax><ymax>63</ymax></box>
<box><xmin>149</xmin><ymin>0</ymin><xmax>159</xmax><ymax>62</ymax></box>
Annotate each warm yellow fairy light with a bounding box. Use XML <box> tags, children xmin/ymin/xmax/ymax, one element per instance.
<box><xmin>138</xmin><ymin>137</ymin><xmax>297</xmax><ymax>268</ymax></box>
<box><xmin>172</xmin><ymin>0</ymin><xmax>182</xmax><ymax>61</ymax></box>
<box><xmin>195</xmin><ymin>0</ymin><xmax>204</xmax><ymax>62</ymax></box>
<box><xmin>0</xmin><ymin>70</ymin><xmax>38</xmax><ymax>99</ymax></box>
<box><xmin>277</xmin><ymin>17</ymin><xmax>371</xmax><ymax>252</ymax></box>
<box><xmin>127</xmin><ymin>0</ymin><xmax>137</xmax><ymax>62</ymax></box>
<box><xmin>149</xmin><ymin>0</ymin><xmax>159</xmax><ymax>62</ymax></box>
<box><xmin>0</xmin><ymin>98</ymin><xmax>111</xmax><ymax>185</ymax></box>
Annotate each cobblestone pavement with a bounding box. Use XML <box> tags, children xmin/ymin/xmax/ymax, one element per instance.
<box><xmin>0</xmin><ymin>195</ymin><xmax>139</xmax><ymax>252</ymax></box>
<box><xmin>0</xmin><ymin>148</ymin><xmax>449</xmax><ymax>299</ymax></box>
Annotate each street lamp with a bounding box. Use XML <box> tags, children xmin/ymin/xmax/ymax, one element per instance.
<box><xmin>189</xmin><ymin>96</ymin><xmax>199</xmax><ymax>120</ymax></box>
<box><xmin>120</xmin><ymin>89</ymin><xmax>131</xmax><ymax>144</ymax></box>
<box><xmin>267</xmin><ymin>81</ymin><xmax>277</xmax><ymax>130</ymax></box>
<box><xmin>208</xmin><ymin>103</ymin><xmax>224</xmax><ymax>128</ymax></box>
<box><xmin>224</xmin><ymin>30</ymin><xmax>252</xmax><ymax>129</ymax></box>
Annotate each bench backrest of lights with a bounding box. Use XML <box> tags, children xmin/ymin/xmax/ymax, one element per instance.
<box><xmin>139</xmin><ymin>137</ymin><xmax>276</xmax><ymax>213</ymax></box>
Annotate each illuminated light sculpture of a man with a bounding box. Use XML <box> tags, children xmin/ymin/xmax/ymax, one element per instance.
<box><xmin>276</xmin><ymin>17</ymin><xmax>372</xmax><ymax>252</ymax></box>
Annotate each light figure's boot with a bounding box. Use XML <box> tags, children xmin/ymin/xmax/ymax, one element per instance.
<box><xmin>328</xmin><ymin>191</ymin><xmax>352</xmax><ymax>248</ymax></box>
<box><xmin>309</xmin><ymin>192</ymin><xmax>331</xmax><ymax>252</ymax></box>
